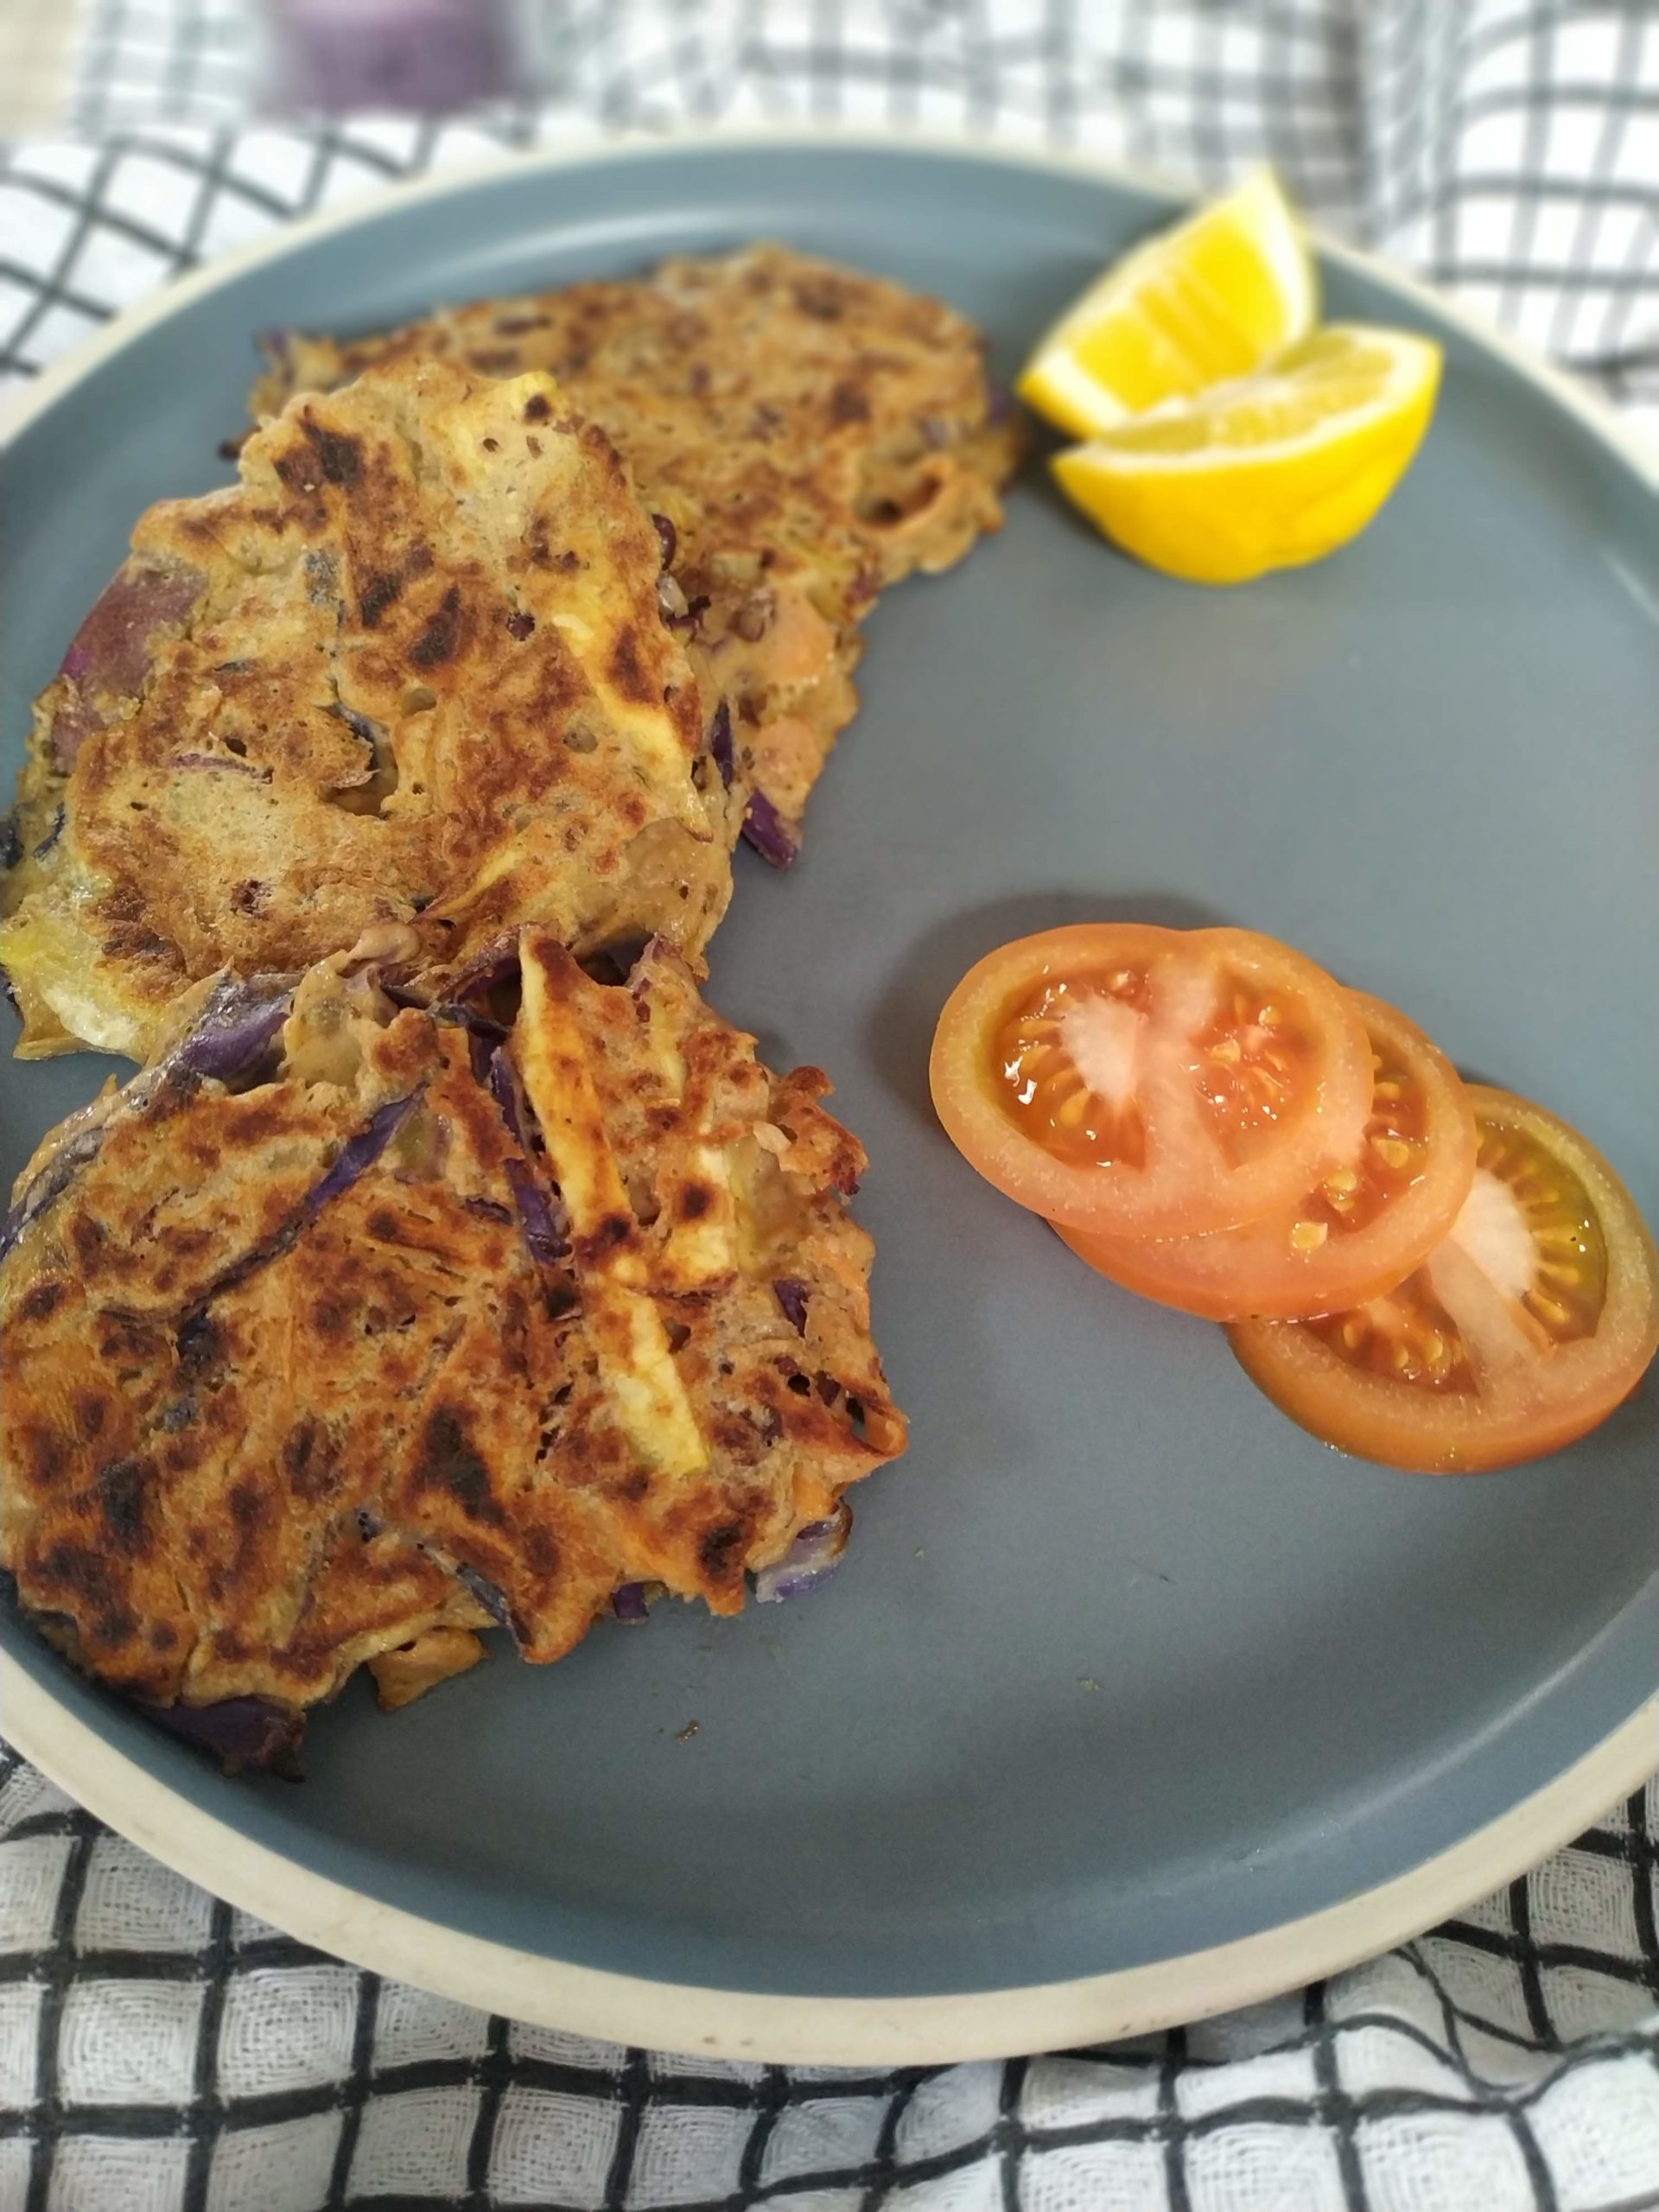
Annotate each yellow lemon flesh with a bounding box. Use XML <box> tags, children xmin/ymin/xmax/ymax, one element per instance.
<box><xmin>1052</xmin><ymin>326</ymin><xmax>1444</xmax><ymax>585</ymax></box>
<box><xmin>1018</xmin><ymin>168</ymin><xmax>1317</xmax><ymax>439</ymax></box>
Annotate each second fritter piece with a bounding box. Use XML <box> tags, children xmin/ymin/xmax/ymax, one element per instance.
<box><xmin>0</xmin><ymin>356</ymin><xmax>734</xmax><ymax>1060</ymax></box>
<box><xmin>0</xmin><ymin>927</ymin><xmax>906</xmax><ymax>1770</ymax></box>
<box><xmin>251</xmin><ymin>243</ymin><xmax>1021</xmax><ymax>861</ymax></box>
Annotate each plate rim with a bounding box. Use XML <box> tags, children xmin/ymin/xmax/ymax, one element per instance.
<box><xmin>9</xmin><ymin>1660</ymin><xmax>1655</xmax><ymax>2063</ymax></box>
<box><xmin>2</xmin><ymin>125</ymin><xmax>1655</xmax><ymax>2064</ymax></box>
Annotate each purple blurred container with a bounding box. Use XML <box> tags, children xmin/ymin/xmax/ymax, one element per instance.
<box><xmin>264</xmin><ymin>0</ymin><xmax>518</xmax><ymax>113</ymax></box>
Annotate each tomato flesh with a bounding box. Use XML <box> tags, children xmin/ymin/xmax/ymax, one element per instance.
<box><xmin>995</xmin><ymin>969</ymin><xmax>1152</xmax><ymax>1172</ymax></box>
<box><xmin>1058</xmin><ymin>992</ymin><xmax>1477</xmax><ymax>1320</ymax></box>
<box><xmin>1229</xmin><ymin>1088</ymin><xmax>1657</xmax><ymax>1471</ymax></box>
<box><xmin>931</xmin><ymin>924</ymin><xmax>1373</xmax><ymax>1238</ymax></box>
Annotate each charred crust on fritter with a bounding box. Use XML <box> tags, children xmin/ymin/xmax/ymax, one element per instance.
<box><xmin>359</xmin><ymin>570</ymin><xmax>403</xmax><ymax>627</ymax></box>
<box><xmin>283</xmin><ymin>1418</ymin><xmax>342</xmax><ymax>1504</ymax></box>
<box><xmin>573</xmin><ymin>1212</ymin><xmax>632</xmax><ymax>1266</ymax></box>
<box><xmin>696</xmin><ymin>1516</ymin><xmax>748</xmax><ymax>1584</ymax></box>
<box><xmin>17</xmin><ymin>1278</ymin><xmax>64</xmax><ymax>1322</ymax></box>
<box><xmin>607</xmin><ymin>626</ymin><xmax>657</xmax><ymax>707</ymax></box>
<box><xmin>413</xmin><ymin>1407</ymin><xmax>507</xmax><ymax>1527</ymax></box>
<box><xmin>407</xmin><ymin>584</ymin><xmax>467</xmax><ymax>671</ymax></box>
<box><xmin>300</xmin><ymin>419</ymin><xmax>365</xmax><ymax>486</ymax></box>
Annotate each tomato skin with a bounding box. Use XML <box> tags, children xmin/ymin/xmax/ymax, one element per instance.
<box><xmin>929</xmin><ymin>924</ymin><xmax>1373</xmax><ymax>1239</ymax></box>
<box><xmin>1228</xmin><ymin>1089</ymin><xmax>1658</xmax><ymax>1472</ymax></box>
<box><xmin>1058</xmin><ymin>993</ymin><xmax>1476</xmax><ymax>1321</ymax></box>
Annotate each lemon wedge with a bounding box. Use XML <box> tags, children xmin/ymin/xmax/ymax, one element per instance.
<box><xmin>1018</xmin><ymin>168</ymin><xmax>1317</xmax><ymax>438</ymax></box>
<box><xmin>1052</xmin><ymin>326</ymin><xmax>1443</xmax><ymax>584</ymax></box>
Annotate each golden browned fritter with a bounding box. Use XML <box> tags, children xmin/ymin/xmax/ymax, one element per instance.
<box><xmin>0</xmin><ymin>927</ymin><xmax>906</xmax><ymax>1769</ymax></box>
<box><xmin>251</xmin><ymin>243</ymin><xmax>1020</xmax><ymax>862</ymax></box>
<box><xmin>0</xmin><ymin>358</ymin><xmax>736</xmax><ymax>1062</ymax></box>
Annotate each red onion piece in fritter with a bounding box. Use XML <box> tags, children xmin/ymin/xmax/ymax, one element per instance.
<box><xmin>486</xmin><ymin>1044</ymin><xmax>531</xmax><ymax>1150</ymax></box>
<box><xmin>161</xmin><ymin>1092</ymin><xmax>412</xmax><ymax>1308</ymax></box>
<box><xmin>753</xmin><ymin>1503</ymin><xmax>852</xmax><ymax>1604</ymax></box>
<box><xmin>52</xmin><ymin>563</ymin><xmax>204</xmax><ymax>768</ymax></box>
<box><xmin>167</xmin><ymin>975</ymin><xmax>296</xmax><ymax>1087</ymax></box>
<box><xmin>330</xmin><ymin>699</ymin><xmax>386</xmax><ymax>749</ymax></box>
<box><xmin>0</xmin><ymin>980</ymin><xmax>296</xmax><ymax>1261</ymax></box>
<box><xmin>448</xmin><ymin>940</ymin><xmax>524</xmax><ymax>1007</ymax></box>
<box><xmin>481</xmin><ymin>1046</ymin><xmax>572</xmax><ymax>1268</ymax></box>
<box><xmin>741</xmin><ymin>788</ymin><xmax>798</xmax><ymax>868</ymax></box>
<box><xmin>309</xmin><ymin>1093</ymin><xmax>421</xmax><ymax>1214</ymax></box>
<box><xmin>463</xmin><ymin>1018</ymin><xmax>509</xmax><ymax>1084</ymax></box>
<box><xmin>150</xmin><ymin>1695</ymin><xmax>305</xmax><ymax>1777</ymax></box>
<box><xmin>773</xmin><ymin>1278</ymin><xmax>810</xmax><ymax>1333</ymax></box>
<box><xmin>743</xmin><ymin>791</ymin><xmax>800</xmax><ymax>867</ymax></box>
<box><xmin>709</xmin><ymin>701</ymin><xmax>734</xmax><ymax>789</ymax></box>
<box><xmin>503</xmin><ymin>1157</ymin><xmax>570</xmax><ymax>1269</ymax></box>
<box><xmin>0</xmin><ymin>1116</ymin><xmax>111</xmax><ymax>1263</ymax></box>
<box><xmin>454</xmin><ymin>1561</ymin><xmax>513</xmax><ymax>1630</ymax></box>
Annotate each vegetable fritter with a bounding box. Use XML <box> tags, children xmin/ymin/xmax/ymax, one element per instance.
<box><xmin>1</xmin><ymin>358</ymin><xmax>734</xmax><ymax>1060</ymax></box>
<box><xmin>251</xmin><ymin>243</ymin><xmax>1020</xmax><ymax>863</ymax></box>
<box><xmin>0</xmin><ymin>928</ymin><xmax>905</xmax><ymax>1769</ymax></box>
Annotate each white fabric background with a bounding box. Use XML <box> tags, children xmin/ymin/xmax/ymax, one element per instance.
<box><xmin>0</xmin><ymin>4</ymin><xmax>1656</xmax><ymax>2209</ymax></box>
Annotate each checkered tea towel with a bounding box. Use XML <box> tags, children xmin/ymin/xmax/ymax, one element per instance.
<box><xmin>1</xmin><ymin>5</ymin><xmax>1657</xmax><ymax>2211</ymax></box>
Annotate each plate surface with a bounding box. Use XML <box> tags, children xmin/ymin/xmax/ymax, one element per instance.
<box><xmin>2</xmin><ymin>137</ymin><xmax>1656</xmax><ymax>2058</ymax></box>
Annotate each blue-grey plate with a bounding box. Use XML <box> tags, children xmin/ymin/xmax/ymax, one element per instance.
<box><xmin>3</xmin><ymin>136</ymin><xmax>1656</xmax><ymax>2063</ymax></box>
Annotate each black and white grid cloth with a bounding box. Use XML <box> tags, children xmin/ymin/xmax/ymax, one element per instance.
<box><xmin>0</xmin><ymin>4</ymin><xmax>1656</xmax><ymax>2209</ymax></box>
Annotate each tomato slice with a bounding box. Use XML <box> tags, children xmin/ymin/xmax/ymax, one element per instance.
<box><xmin>929</xmin><ymin>924</ymin><xmax>1373</xmax><ymax>1237</ymax></box>
<box><xmin>1229</xmin><ymin>1087</ymin><xmax>1658</xmax><ymax>1471</ymax></box>
<box><xmin>1058</xmin><ymin>992</ymin><xmax>1477</xmax><ymax>1319</ymax></box>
